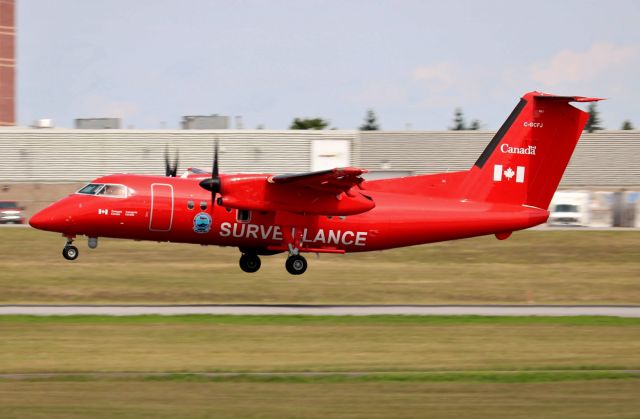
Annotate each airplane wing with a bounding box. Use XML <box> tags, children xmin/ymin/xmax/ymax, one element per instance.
<box><xmin>216</xmin><ymin>167</ymin><xmax>374</xmax><ymax>216</ymax></box>
<box><xmin>268</xmin><ymin>167</ymin><xmax>367</xmax><ymax>195</ymax></box>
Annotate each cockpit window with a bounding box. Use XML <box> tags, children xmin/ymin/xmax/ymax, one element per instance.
<box><xmin>77</xmin><ymin>183</ymin><xmax>128</xmax><ymax>198</ymax></box>
<box><xmin>77</xmin><ymin>184</ymin><xmax>104</xmax><ymax>195</ymax></box>
<box><xmin>97</xmin><ymin>184</ymin><xmax>127</xmax><ymax>198</ymax></box>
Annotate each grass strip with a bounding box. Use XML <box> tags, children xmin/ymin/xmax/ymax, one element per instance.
<box><xmin>0</xmin><ymin>314</ymin><xmax>639</xmax><ymax>326</ymax></box>
<box><xmin>5</xmin><ymin>371</ymin><xmax>638</xmax><ymax>384</ymax></box>
<box><xmin>2</xmin><ymin>229</ymin><xmax>640</xmax><ymax>305</ymax></box>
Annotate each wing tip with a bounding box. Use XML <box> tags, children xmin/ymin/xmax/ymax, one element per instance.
<box><xmin>335</xmin><ymin>166</ymin><xmax>368</xmax><ymax>175</ymax></box>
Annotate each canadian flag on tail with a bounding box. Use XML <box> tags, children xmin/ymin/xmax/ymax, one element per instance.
<box><xmin>493</xmin><ymin>165</ymin><xmax>525</xmax><ymax>183</ymax></box>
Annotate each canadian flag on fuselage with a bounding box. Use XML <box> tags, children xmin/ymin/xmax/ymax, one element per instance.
<box><xmin>461</xmin><ymin>92</ymin><xmax>602</xmax><ymax>210</ymax></box>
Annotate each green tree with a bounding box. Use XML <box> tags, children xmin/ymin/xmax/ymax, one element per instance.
<box><xmin>289</xmin><ymin>118</ymin><xmax>329</xmax><ymax>130</ymax></box>
<box><xmin>469</xmin><ymin>119</ymin><xmax>482</xmax><ymax>130</ymax></box>
<box><xmin>450</xmin><ymin>108</ymin><xmax>466</xmax><ymax>130</ymax></box>
<box><xmin>584</xmin><ymin>103</ymin><xmax>603</xmax><ymax>133</ymax></box>
<box><xmin>621</xmin><ymin>120</ymin><xmax>634</xmax><ymax>130</ymax></box>
<box><xmin>359</xmin><ymin>109</ymin><xmax>380</xmax><ymax>131</ymax></box>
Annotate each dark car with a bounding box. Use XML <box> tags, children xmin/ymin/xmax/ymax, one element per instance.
<box><xmin>0</xmin><ymin>201</ymin><xmax>25</xmax><ymax>224</ymax></box>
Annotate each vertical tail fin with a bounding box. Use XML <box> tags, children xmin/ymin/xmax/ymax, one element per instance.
<box><xmin>463</xmin><ymin>92</ymin><xmax>603</xmax><ymax>209</ymax></box>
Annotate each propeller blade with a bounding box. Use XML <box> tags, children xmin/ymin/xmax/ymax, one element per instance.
<box><xmin>164</xmin><ymin>145</ymin><xmax>179</xmax><ymax>177</ymax></box>
<box><xmin>198</xmin><ymin>140</ymin><xmax>221</xmax><ymax>212</ymax></box>
<box><xmin>213</xmin><ymin>139</ymin><xmax>219</xmax><ymax>177</ymax></box>
<box><xmin>211</xmin><ymin>140</ymin><xmax>218</xmax><ymax>208</ymax></box>
<box><xmin>164</xmin><ymin>145</ymin><xmax>171</xmax><ymax>177</ymax></box>
<box><xmin>173</xmin><ymin>149</ymin><xmax>180</xmax><ymax>177</ymax></box>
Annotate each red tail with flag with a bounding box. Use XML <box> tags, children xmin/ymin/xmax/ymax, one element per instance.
<box><xmin>462</xmin><ymin>92</ymin><xmax>602</xmax><ymax>209</ymax></box>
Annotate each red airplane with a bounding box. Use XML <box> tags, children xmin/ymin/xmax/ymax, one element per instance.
<box><xmin>29</xmin><ymin>92</ymin><xmax>601</xmax><ymax>275</ymax></box>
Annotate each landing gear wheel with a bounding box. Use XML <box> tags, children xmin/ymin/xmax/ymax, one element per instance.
<box><xmin>285</xmin><ymin>255</ymin><xmax>307</xmax><ymax>275</ymax></box>
<box><xmin>62</xmin><ymin>245</ymin><xmax>79</xmax><ymax>261</ymax></box>
<box><xmin>239</xmin><ymin>253</ymin><xmax>261</xmax><ymax>273</ymax></box>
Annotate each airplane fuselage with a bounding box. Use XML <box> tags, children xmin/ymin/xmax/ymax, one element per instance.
<box><xmin>33</xmin><ymin>173</ymin><xmax>548</xmax><ymax>254</ymax></box>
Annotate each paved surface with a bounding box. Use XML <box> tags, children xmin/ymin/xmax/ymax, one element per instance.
<box><xmin>1</xmin><ymin>304</ymin><xmax>639</xmax><ymax>317</ymax></box>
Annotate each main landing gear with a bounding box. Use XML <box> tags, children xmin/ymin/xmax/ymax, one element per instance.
<box><xmin>239</xmin><ymin>253</ymin><xmax>261</xmax><ymax>273</ymax></box>
<box><xmin>281</xmin><ymin>225</ymin><xmax>308</xmax><ymax>275</ymax></box>
<box><xmin>237</xmin><ymin>248</ymin><xmax>308</xmax><ymax>275</ymax></box>
<box><xmin>285</xmin><ymin>254</ymin><xmax>307</xmax><ymax>275</ymax></box>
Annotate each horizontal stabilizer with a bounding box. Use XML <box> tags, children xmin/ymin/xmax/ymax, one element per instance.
<box><xmin>532</xmin><ymin>93</ymin><xmax>604</xmax><ymax>102</ymax></box>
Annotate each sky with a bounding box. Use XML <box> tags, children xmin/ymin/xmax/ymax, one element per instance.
<box><xmin>16</xmin><ymin>0</ymin><xmax>640</xmax><ymax>130</ymax></box>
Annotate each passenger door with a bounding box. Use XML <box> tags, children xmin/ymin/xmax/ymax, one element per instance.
<box><xmin>149</xmin><ymin>183</ymin><xmax>174</xmax><ymax>232</ymax></box>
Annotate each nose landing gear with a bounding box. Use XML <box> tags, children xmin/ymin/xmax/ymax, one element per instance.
<box><xmin>62</xmin><ymin>238</ymin><xmax>79</xmax><ymax>261</ymax></box>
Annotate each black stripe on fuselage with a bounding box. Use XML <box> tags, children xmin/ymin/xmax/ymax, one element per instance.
<box><xmin>474</xmin><ymin>98</ymin><xmax>527</xmax><ymax>168</ymax></box>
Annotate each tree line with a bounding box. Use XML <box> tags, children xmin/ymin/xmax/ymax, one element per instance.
<box><xmin>288</xmin><ymin>104</ymin><xmax>634</xmax><ymax>131</ymax></box>
<box><xmin>289</xmin><ymin>109</ymin><xmax>380</xmax><ymax>131</ymax></box>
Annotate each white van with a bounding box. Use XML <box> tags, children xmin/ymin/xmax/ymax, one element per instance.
<box><xmin>548</xmin><ymin>192</ymin><xmax>590</xmax><ymax>227</ymax></box>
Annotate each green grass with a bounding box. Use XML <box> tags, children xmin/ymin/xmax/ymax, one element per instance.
<box><xmin>1</xmin><ymin>228</ymin><xmax>639</xmax><ymax>304</ymax></box>
<box><xmin>132</xmin><ymin>371</ymin><xmax>640</xmax><ymax>384</ymax></box>
<box><xmin>1</xmin><ymin>314</ymin><xmax>640</xmax><ymax>326</ymax></box>
<box><xmin>1</xmin><ymin>315</ymin><xmax>639</xmax><ymax>418</ymax></box>
<box><xmin>1</xmin><ymin>380</ymin><xmax>639</xmax><ymax>419</ymax></box>
<box><xmin>3</xmin><ymin>228</ymin><xmax>639</xmax><ymax>417</ymax></box>
<box><xmin>5</xmin><ymin>370</ymin><xmax>639</xmax><ymax>384</ymax></box>
<box><xmin>1</xmin><ymin>315</ymin><xmax>639</xmax><ymax>374</ymax></box>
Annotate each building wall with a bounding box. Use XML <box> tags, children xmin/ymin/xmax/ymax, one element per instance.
<box><xmin>353</xmin><ymin>130</ymin><xmax>640</xmax><ymax>188</ymax></box>
<box><xmin>0</xmin><ymin>129</ymin><xmax>639</xmax><ymax>189</ymax></box>
<box><xmin>0</xmin><ymin>0</ymin><xmax>15</xmax><ymax>126</ymax></box>
<box><xmin>0</xmin><ymin>129</ymin><xmax>354</xmax><ymax>182</ymax></box>
<box><xmin>0</xmin><ymin>128</ymin><xmax>639</xmax><ymax>222</ymax></box>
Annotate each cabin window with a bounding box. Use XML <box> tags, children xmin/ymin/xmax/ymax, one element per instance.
<box><xmin>187</xmin><ymin>200</ymin><xmax>195</xmax><ymax>210</ymax></box>
<box><xmin>236</xmin><ymin>209</ymin><xmax>251</xmax><ymax>223</ymax></box>
<box><xmin>200</xmin><ymin>201</ymin><xmax>208</xmax><ymax>211</ymax></box>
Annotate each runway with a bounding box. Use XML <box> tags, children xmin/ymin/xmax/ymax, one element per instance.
<box><xmin>1</xmin><ymin>304</ymin><xmax>639</xmax><ymax>317</ymax></box>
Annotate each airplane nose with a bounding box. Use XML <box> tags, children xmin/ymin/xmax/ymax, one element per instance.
<box><xmin>29</xmin><ymin>208</ymin><xmax>55</xmax><ymax>231</ymax></box>
<box><xmin>29</xmin><ymin>206</ymin><xmax>73</xmax><ymax>232</ymax></box>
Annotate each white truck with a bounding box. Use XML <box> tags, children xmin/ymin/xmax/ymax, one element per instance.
<box><xmin>547</xmin><ymin>191</ymin><xmax>590</xmax><ymax>227</ymax></box>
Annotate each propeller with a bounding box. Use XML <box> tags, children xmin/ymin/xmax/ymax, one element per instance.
<box><xmin>199</xmin><ymin>140</ymin><xmax>221</xmax><ymax>211</ymax></box>
<box><xmin>164</xmin><ymin>145</ymin><xmax>179</xmax><ymax>177</ymax></box>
